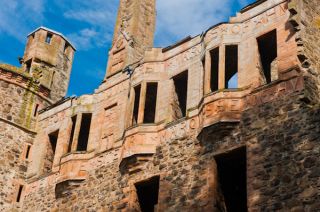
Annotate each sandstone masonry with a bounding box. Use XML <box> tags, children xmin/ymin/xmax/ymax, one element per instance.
<box><xmin>1</xmin><ymin>0</ymin><xmax>320</xmax><ymax>211</ymax></box>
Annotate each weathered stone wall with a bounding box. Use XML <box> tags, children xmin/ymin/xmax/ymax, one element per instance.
<box><xmin>0</xmin><ymin>75</ymin><xmax>50</xmax><ymax>131</ymax></box>
<box><xmin>3</xmin><ymin>0</ymin><xmax>320</xmax><ymax>211</ymax></box>
<box><xmin>0</xmin><ymin>123</ymin><xmax>35</xmax><ymax>211</ymax></box>
<box><xmin>289</xmin><ymin>0</ymin><xmax>320</xmax><ymax>103</ymax></box>
<box><xmin>21</xmin><ymin>90</ymin><xmax>320</xmax><ymax>211</ymax></box>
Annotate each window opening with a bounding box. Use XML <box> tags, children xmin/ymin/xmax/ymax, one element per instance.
<box><xmin>16</xmin><ymin>185</ymin><xmax>24</xmax><ymax>203</ymax></box>
<box><xmin>132</xmin><ymin>85</ymin><xmax>141</xmax><ymax>125</ymax></box>
<box><xmin>49</xmin><ymin>130</ymin><xmax>59</xmax><ymax>155</ymax></box>
<box><xmin>64</xmin><ymin>43</ymin><xmax>70</xmax><ymax>54</ymax></box>
<box><xmin>225</xmin><ymin>45</ymin><xmax>238</xmax><ymax>89</ymax></box>
<box><xmin>25</xmin><ymin>59</ymin><xmax>32</xmax><ymax>73</ymax></box>
<box><xmin>25</xmin><ymin>145</ymin><xmax>31</xmax><ymax>159</ymax></box>
<box><xmin>46</xmin><ymin>33</ymin><xmax>53</xmax><ymax>44</ymax></box>
<box><xmin>210</xmin><ymin>47</ymin><xmax>219</xmax><ymax>92</ymax></box>
<box><xmin>33</xmin><ymin>104</ymin><xmax>39</xmax><ymax>117</ymax></box>
<box><xmin>173</xmin><ymin>70</ymin><xmax>188</xmax><ymax>118</ymax></box>
<box><xmin>143</xmin><ymin>83</ymin><xmax>158</xmax><ymax>123</ymax></box>
<box><xmin>135</xmin><ymin>176</ymin><xmax>160</xmax><ymax>212</ymax></box>
<box><xmin>257</xmin><ymin>30</ymin><xmax>277</xmax><ymax>84</ymax></box>
<box><xmin>76</xmin><ymin>113</ymin><xmax>92</xmax><ymax>151</ymax></box>
<box><xmin>215</xmin><ymin>147</ymin><xmax>247</xmax><ymax>212</ymax></box>
<box><xmin>51</xmin><ymin>71</ymin><xmax>55</xmax><ymax>88</ymax></box>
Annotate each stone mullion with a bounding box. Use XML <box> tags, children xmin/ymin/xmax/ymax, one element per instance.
<box><xmin>137</xmin><ymin>82</ymin><xmax>147</xmax><ymax>124</ymax></box>
<box><xmin>71</xmin><ymin>113</ymin><xmax>82</xmax><ymax>152</ymax></box>
<box><xmin>204</xmin><ymin>51</ymin><xmax>212</xmax><ymax>94</ymax></box>
<box><xmin>218</xmin><ymin>45</ymin><xmax>226</xmax><ymax>90</ymax></box>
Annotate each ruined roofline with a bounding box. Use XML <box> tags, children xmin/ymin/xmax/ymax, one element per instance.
<box><xmin>240</xmin><ymin>0</ymin><xmax>268</xmax><ymax>13</ymax></box>
<box><xmin>28</xmin><ymin>26</ymin><xmax>77</xmax><ymax>51</ymax></box>
<box><xmin>161</xmin><ymin>0</ymin><xmax>276</xmax><ymax>54</ymax></box>
<box><xmin>38</xmin><ymin>96</ymin><xmax>76</xmax><ymax>114</ymax></box>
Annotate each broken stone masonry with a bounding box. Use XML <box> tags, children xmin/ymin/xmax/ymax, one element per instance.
<box><xmin>0</xmin><ymin>0</ymin><xmax>320</xmax><ymax>211</ymax></box>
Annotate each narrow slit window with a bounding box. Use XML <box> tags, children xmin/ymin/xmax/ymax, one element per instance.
<box><xmin>77</xmin><ymin>113</ymin><xmax>92</xmax><ymax>151</ymax></box>
<box><xmin>210</xmin><ymin>47</ymin><xmax>219</xmax><ymax>92</ymax></box>
<box><xmin>68</xmin><ymin>116</ymin><xmax>77</xmax><ymax>152</ymax></box>
<box><xmin>51</xmin><ymin>71</ymin><xmax>55</xmax><ymax>88</ymax></box>
<box><xmin>33</xmin><ymin>104</ymin><xmax>39</xmax><ymax>117</ymax></box>
<box><xmin>173</xmin><ymin>70</ymin><xmax>188</xmax><ymax>118</ymax></box>
<box><xmin>132</xmin><ymin>85</ymin><xmax>141</xmax><ymax>125</ymax></box>
<box><xmin>135</xmin><ymin>176</ymin><xmax>160</xmax><ymax>212</ymax></box>
<box><xmin>143</xmin><ymin>82</ymin><xmax>158</xmax><ymax>123</ymax></box>
<box><xmin>46</xmin><ymin>33</ymin><xmax>53</xmax><ymax>44</ymax></box>
<box><xmin>257</xmin><ymin>29</ymin><xmax>277</xmax><ymax>84</ymax></box>
<box><xmin>25</xmin><ymin>145</ymin><xmax>31</xmax><ymax>159</ymax></box>
<box><xmin>225</xmin><ymin>45</ymin><xmax>238</xmax><ymax>89</ymax></box>
<box><xmin>215</xmin><ymin>146</ymin><xmax>247</xmax><ymax>212</ymax></box>
<box><xmin>16</xmin><ymin>185</ymin><xmax>24</xmax><ymax>203</ymax></box>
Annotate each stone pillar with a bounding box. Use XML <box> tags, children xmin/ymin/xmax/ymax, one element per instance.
<box><xmin>71</xmin><ymin>113</ymin><xmax>82</xmax><ymax>152</ymax></box>
<box><xmin>204</xmin><ymin>51</ymin><xmax>212</xmax><ymax>94</ymax></box>
<box><xmin>137</xmin><ymin>82</ymin><xmax>147</xmax><ymax>124</ymax></box>
<box><xmin>218</xmin><ymin>46</ymin><xmax>226</xmax><ymax>89</ymax></box>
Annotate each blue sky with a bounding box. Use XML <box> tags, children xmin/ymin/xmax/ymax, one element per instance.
<box><xmin>0</xmin><ymin>0</ymin><xmax>255</xmax><ymax>96</ymax></box>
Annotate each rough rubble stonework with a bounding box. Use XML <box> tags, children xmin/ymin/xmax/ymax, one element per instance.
<box><xmin>1</xmin><ymin>0</ymin><xmax>320</xmax><ymax>211</ymax></box>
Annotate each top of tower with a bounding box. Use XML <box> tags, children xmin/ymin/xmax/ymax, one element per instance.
<box><xmin>28</xmin><ymin>26</ymin><xmax>76</xmax><ymax>50</ymax></box>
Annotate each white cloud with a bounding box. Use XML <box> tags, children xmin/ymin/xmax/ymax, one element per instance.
<box><xmin>0</xmin><ymin>0</ymin><xmax>45</xmax><ymax>42</ymax></box>
<box><xmin>155</xmin><ymin>0</ymin><xmax>235</xmax><ymax>46</ymax></box>
<box><xmin>0</xmin><ymin>0</ymin><xmax>253</xmax><ymax>49</ymax></box>
<box><xmin>61</xmin><ymin>0</ymin><xmax>118</xmax><ymax>50</ymax></box>
<box><xmin>67</xmin><ymin>28</ymin><xmax>98</xmax><ymax>50</ymax></box>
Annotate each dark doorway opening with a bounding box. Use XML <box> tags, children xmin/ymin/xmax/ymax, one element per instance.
<box><xmin>77</xmin><ymin>113</ymin><xmax>92</xmax><ymax>151</ymax></box>
<box><xmin>173</xmin><ymin>70</ymin><xmax>188</xmax><ymax>117</ymax></box>
<box><xmin>49</xmin><ymin>130</ymin><xmax>59</xmax><ymax>155</ymax></box>
<box><xmin>143</xmin><ymin>83</ymin><xmax>158</xmax><ymax>123</ymax></box>
<box><xmin>135</xmin><ymin>176</ymin><xmax>160</xmax><ymax>212</ymax></box>
<box><xmin>257</xmin><ymin>30</ymin><xmax>277</xmax><ymax>84</ymax></box>
<box><xmin>133</xmin><ymin>85</ymin><xmax>141</xmax><ymax>125</ymax></box>
<box><xmin>215</xmin><ymin>146</ymin><xmax>247</xmax><ymax>212</ymax></box>
<box><xmin>225</xmin><ymin>45</ymin><xmax>238</xmax><ymax>89</ymax></box>
<box><xmin>68</xmin><ymin>115</ymin><xmax>77</xmax><ymax>152</ymax></box>
<box><xmin>210</xmin><ymin>47</ymin><xmax>219</xmax><ymax>92</ymax></box>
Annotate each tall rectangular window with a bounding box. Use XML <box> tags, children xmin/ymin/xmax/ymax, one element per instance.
<box><xmin>225</xmin><ymin>45</ymin><xmax>238</xmax><ymax>89</ymax></box>
<box><xmin>45</xmin><ymin>33</ymin><xmax>53</xmax><ymax>44</ymax></box>
<box><xmin>16</xmin><ymin>185</ymin><xmax>24</xmax><ymax>203</ymax></box>
<box><xmin>77</xmin><ymin>113</ymin><xmax>92</xmax><ymax>151</ymax></box>
<box><xmin>173</xmin><ymin>70</ymin><xmax>188</xmax><ymax>118</ymax></box>
<box><xmin>132</xmin><ymin>85</ymin><xmax>141</xmax><ymax>125</ymax></box>
<box><xmin>143</xmin><ymin>83</ymin><xmax>158</xmax><ymax>123</ymax></box>
<box><xmin>215</xmin><ymin>147</ymin><xmax>247</xmax><ymax>212</ymax></box>
<box><xmin>68</xmin><ymin>116</ymin><xmax>77</xmax><ymax>152</ymax></box>
<box><xmin>210</xmin><ymin>47</ymin><xmax>219</xmax><ymax>92</ymax></box>
<box><xmin>135</xmin><ymin>176</ymin><xmax>160</xmax><ymax>212</ymax></box>
<box><xmin>257</xmin><ymin>29</ymin><xmax>277</xmax><ymax>84</ymax></box>
<box><xmin>49</xmin><ymin>130</ymin><xmax>59</xmax><ymax>155</ymax></box>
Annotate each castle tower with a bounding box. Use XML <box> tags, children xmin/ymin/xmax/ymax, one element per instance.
<box><xmin>105</xmin><ymin>0</ymin><xmax>156</xmax><ymax>77</ymax></box>
<box><xmin>0</xmin><ymin>27</ymin><xmax>75</xmax><ymax>211</ymax></box>
<box><xmin>22</xmin><ymin>27</ymin><xmax>76</xmax><ymax>102</ymax></box>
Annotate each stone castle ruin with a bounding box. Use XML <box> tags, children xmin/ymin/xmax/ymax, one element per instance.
<box><xmin>1</xmin><ymin>0</ymin><xmax>320</xmax><ymax>211</ymax></box>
